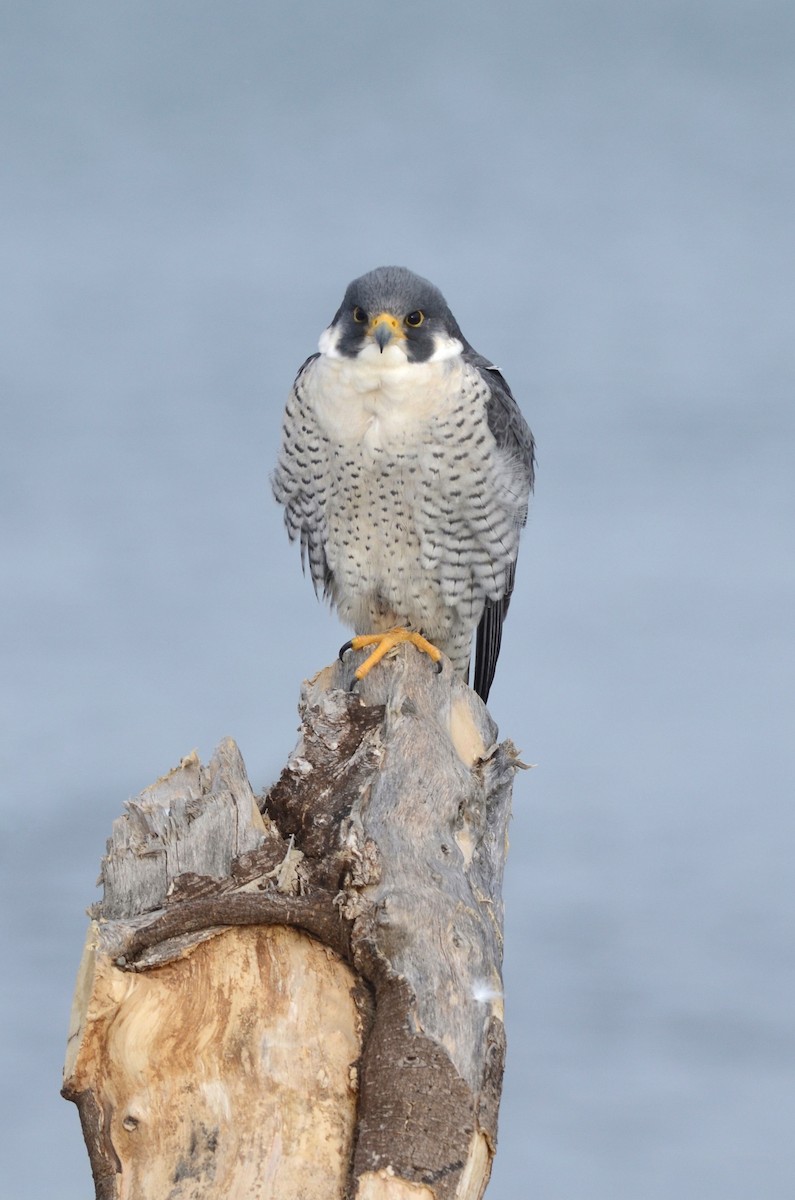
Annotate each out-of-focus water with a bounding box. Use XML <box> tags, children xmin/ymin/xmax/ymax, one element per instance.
<box><xmin>1</xmin><ymin>3</ymin><xmax>792</xmax><ymax>1196</ymax></box>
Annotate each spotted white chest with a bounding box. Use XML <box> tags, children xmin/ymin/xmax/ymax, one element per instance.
<box><xmin>300</xmin><ymin>349</ymin><xmax>472</xmax><ymax>635</ymax></box>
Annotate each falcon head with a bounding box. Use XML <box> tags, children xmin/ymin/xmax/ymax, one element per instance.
<box><xmin>319</xmin><ymin>266</ymin><xmax>465</xmax><ymax>365</ymax></box>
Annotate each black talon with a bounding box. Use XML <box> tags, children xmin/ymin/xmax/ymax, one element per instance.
<box><xmin>434</xmin><ymin>659</ymin><xmax>443</xmax><ymax>675</ymax></box>
<box><xmin>339</xmin><ymin>639</ymin><xmax>354</xmax><ymax>661</ymax></box>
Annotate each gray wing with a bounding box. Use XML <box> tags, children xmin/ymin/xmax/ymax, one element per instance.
<box><xmin>465</xmin><ymin>351</ymin><xmax>535</xmax><ymax>702</ymax></box>
<box><xmin>271</xmin><ymin>354</ymin><xmax>334</xmax><ymax>599</ymax></box>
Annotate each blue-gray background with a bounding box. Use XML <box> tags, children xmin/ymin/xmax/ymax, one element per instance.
<box><xmin>2</xmin><ymin>2</ymin><xmax>792</xmax><ymax>1196</ymax></box>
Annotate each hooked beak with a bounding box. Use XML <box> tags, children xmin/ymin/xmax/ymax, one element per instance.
<box><xmin>368</xmin><ymin>312</ymin><xmax>405</xmax><ymax>353</ymax></box>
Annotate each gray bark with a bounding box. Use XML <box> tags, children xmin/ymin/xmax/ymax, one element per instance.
<box><xmin>62</xmin><ymin>648</ymin><xmax>522</xmax><ymax>1199</ymax></box>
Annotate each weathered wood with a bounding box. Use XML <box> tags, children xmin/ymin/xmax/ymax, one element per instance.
<box><xmin>63</xmin><ymin>648</ymin><xmax>522</xmax><ymax>1199</ymax></box>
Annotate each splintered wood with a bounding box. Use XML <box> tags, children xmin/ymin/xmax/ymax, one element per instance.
<box><xmin>63</xmin><ymin>650</ymin><xmax>522</xmax><ymax>1200</ymax></box>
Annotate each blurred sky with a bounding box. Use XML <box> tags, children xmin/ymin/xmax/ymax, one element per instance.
<box><xmin>1</xmin><ymin>2</ymin><xmax>793</xmax><ymax>1197</ymax></box>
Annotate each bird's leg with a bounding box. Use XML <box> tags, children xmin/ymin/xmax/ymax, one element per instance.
<box><xmin>339</xmin><ymin>627</ymin><xmax>443</xmax><ymax>683</ymax></box>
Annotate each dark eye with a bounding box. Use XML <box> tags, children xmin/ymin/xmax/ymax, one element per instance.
<box><xmin>405</xmin><ymin>310</ymin><xmax>424</xmax><ymax>328</ymax></box>
<box><xmin>352</xmin><ymin>306</ymin><xmax>368</xmax><ymax>323</ymax></box>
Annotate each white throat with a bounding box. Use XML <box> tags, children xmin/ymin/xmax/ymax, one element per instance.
<box><xmin>307</xmin><ymin>326</ymin><xmax>467</xmax><ymax>450</ymax></box>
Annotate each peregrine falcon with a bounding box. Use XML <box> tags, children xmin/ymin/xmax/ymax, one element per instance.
<box><xmin>272</xmin><ymin>266</ymin><xmax>535</xmax><ymax>702</ymax></box>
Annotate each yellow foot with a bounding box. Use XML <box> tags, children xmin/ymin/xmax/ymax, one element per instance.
<box><xmin>339</xmin><ymin>627</ymin><xmax>443</xmax><ymax>683</ymax></box>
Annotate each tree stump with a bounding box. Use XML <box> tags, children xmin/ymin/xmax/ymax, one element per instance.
<box><xmin>62</xmin><ymin>648</ymin><xmax>522</xmax><ymax>1199</ymax></box>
